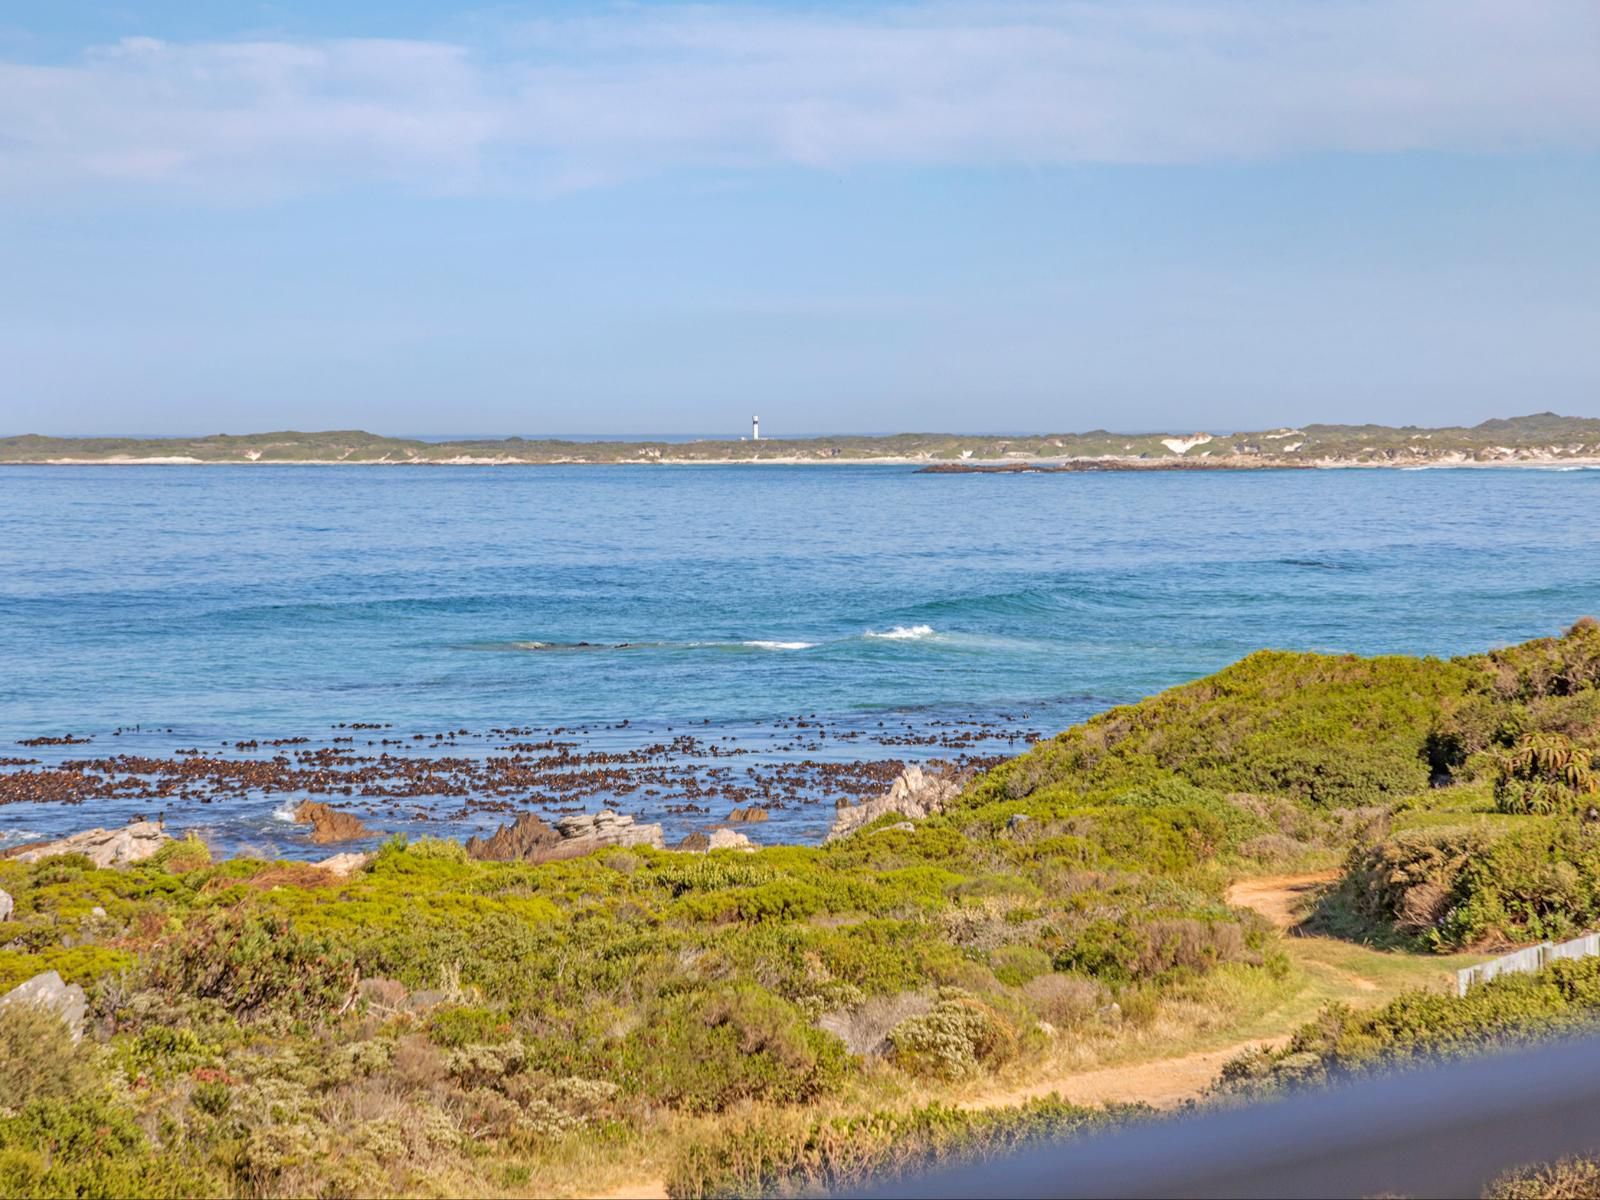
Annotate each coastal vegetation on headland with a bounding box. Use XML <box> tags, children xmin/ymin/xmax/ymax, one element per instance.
<box><xmin>6</xmin><ymin>411</ymin><xmax>1600</xmax><ymax>467</ymax></box>
<box><xmin>8</xmin><ymin>622</ymin><xmax>1600</xmax><ymax>1196</ymax></box>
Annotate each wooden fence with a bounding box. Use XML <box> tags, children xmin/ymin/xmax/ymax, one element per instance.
<box><xmin>1457</xmin><ymin>931</ymin><xmax>1600</xmax><ymax>997</ymax></box>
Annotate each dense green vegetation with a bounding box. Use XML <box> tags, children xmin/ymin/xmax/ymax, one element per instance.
<box><xmin>0</xmin><ymin>821</ymin><xmax>1273</xmax><ymax>1196</ymax></box>
<box><xmin>4</xmin><ymin>412</ymin><xmax>1600</xmax><ymax>465</ymax></box>
<box><xmin>1217</xmin><ymin>953</ymin><xmax>1600</xmax><ymax>1098</ymax></box>
<box><xmin>9</xmin><ymin>621</ymin><xmax>1600</xmax><ymax>1196</ymax></box>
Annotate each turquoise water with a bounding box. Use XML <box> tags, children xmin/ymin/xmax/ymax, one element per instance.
<box><xmin>2</xmin><ymin>464</ymin><xmax>1597</xmax><ymax>851</ymax></box>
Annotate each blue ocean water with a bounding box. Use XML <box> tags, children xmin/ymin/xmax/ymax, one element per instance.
<box><xmin>2</xmin><ymin>464</ymin><xmax>1597</xmax><ymax>852</ymax></box>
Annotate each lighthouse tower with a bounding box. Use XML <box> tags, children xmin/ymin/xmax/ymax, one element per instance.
<box><xmin>752</xmin><ymin>415</ymin><xmax>761</xmax><ymax>441</ymax></box>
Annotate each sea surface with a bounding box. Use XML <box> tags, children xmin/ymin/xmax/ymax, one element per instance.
<box><xmin>2</xmin><ymin>463</ymin><xmax>1598</xmax><ymax>854</ymax></box>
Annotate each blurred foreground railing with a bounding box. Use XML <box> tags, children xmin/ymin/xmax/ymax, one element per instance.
<box><xmin>860</xmin><ymin>1034</ymin><xmax>1600</xmax><ymax>1199</ymax></box>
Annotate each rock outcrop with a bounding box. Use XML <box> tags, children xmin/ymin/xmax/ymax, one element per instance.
<box><xmin>465</xmin><ymin>813</ymin><xmax>560</xmax><ymax>860</ymax></box>
<box><xmin>13</xmin><ymin>821</ymin><xmax>171</xmax><ymax>868</ymax></box>
<box><xmin>726</xmin><ymin>806</ymin><xmax>769</xmax><ymax>823</ymax></box>
<box><xmin>466</xmin><ymin>810</ymin><xmax>664</xmax><ymax>863</ymax></box>
<box><xmin>0</xmin><ymin>971</ymin><xmax>88</xmax><ymax>1041</ymax></box>
<box><xmin>293</xmin><ymin>801</ymin><xmax>372</xmax><ymax>844</ymax></box>
<box><xmin>313</xmin><ymin>851</ymin><xmax>370</xmax><ymax>877</ymax></box>
<box><xmin>825</xmin><ymin>765</ymin><xmax>960</xmax><ymax>843</ymax></box>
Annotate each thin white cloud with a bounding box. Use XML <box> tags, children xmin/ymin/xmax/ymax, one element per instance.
<box><xmin>1</xmin><ymin>1</ymin><xmax>1597</xmax><ymax>197</ymax></box>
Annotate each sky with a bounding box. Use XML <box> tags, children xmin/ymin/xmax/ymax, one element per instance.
<box><xmin>2</xmin><ymin>1</ymin><xmax>1598</xmax><ymax>437</ymax></box>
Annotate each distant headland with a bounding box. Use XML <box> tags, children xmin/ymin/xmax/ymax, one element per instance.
<box><xmin>4</xmin><ymin>412</ymin><xmax>1600</xmax><ymax>468</ymax></box>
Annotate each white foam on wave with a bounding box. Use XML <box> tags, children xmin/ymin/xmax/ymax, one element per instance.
<box><xmin>271</xmin><ymin>801</ymin><xmax>300</xmax><ymax>823</ymax></box>
<box><xmin>864</xmin><ymin>624</ymin><xmax>937</xmax><ymax>641</ymax></box>
<box><xmin>512</xmin><ymin>640</ymin><xmax>551</xmax><ymax>650</ymax></box>
<box><xmin>742</xmin><ymin>640</ymin><xmax>817</xmax><ymax>650</ymax></box>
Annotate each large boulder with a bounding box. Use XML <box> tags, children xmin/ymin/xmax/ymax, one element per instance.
<box><xmin>0</xmin><ymin>971</ymin><xmax>87</xmax><ymax>1042</ymax></box>
<box><xmin>13</xmin><ymin>821</ymin><xmax>171</xmax><ymax>868</ymax></box>
<box><xmin>467</xmin><ymin>809</ymin><xmax>663</xmax><ymax>863</ymax></box>
<box><xmin>825</xmin><ymin>765</ymin><xmax>960</xmax><ymax>843</ymax></box>
<box><xmin>726</xmin><ymin>806</ymin><xmax>769</xmax><ymax>823</ymax></box>
<box><xmin>675</xmin><ymin>829</ymin><xmax>757</xmax><ymax>853</ymax></box>
<box><xmin>0</xmin><ymin>888</ymin><xmax>11</xmax><ymax>921</ymax></box>
<box><xmin>293</xmin><ymin>801</ymin><xmax>372</xmax><ymax>844</ymax></box>
<box><xmin>314</xmin><ymin>851</ymin><xmax>370</xmax><ymax>877</ymax></box>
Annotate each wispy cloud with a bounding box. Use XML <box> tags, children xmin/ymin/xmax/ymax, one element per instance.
<box><xmin>2</xmin><ymin>1</ymin><xmax>1598</xmax><ymax>197</ymax></box>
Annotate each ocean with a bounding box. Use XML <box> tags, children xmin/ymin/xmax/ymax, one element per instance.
<box><xmin>3</xmin><ymin>463</ymin><xmax>1597</xmax><ymax>854</ymax></box>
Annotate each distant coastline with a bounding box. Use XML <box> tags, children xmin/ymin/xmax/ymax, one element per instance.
<box><xmin>5</xmin><ymin>411</ymin><xmax>1600</xmax><ymax>469</ymax></box>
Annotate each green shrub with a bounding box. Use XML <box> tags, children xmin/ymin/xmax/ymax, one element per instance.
<box><xmin>1221</xmin><ymin>955</ymin><xmax>1600</xmax><ymax>1094</ymax></box>
<box><xmin>147</xmin><ymin>911</ymin><xmax>356</xmax><ymax>1023</ymax></box>
<box><xmin>429</xmin><ymin>1004</ymin><xmax>514</xmax><ymax>1048</ymax></box>
<box><xmin>0</xmin><ymin>1003</ymin><xmax>97</xmax><ymax>1105</ymax></box>
<box><xmin>1343</xmin><ymin>827</ymin><xmax>1482</xmax><ymax>940</ymax></box>
<box><xmin>1021</xmin><ymin>973</ymin><xmax>1110</xmax><ymax>1027</ymax></box>
<box><xmin>618</xmin><ymin>986</ymin><xmax>849</xmax><ymax>1111</ymax></box>
<box><xmin>1344</xmin><ymin>817</ymin><xmax>1600</xmax><ymax>949</ymax></box>
<box><xmin>1493</xmin><ymin>734</ymin><xmax>1599</xmax><ymax>815</ymax></box>
<box><xmin>1476</xmin><ymin>622</ymin><xmax>1600</xmax><ymax>702</ymax></box>
<box><xmin>0</xmin><ymin>1096</ymin><xmax>221</xmax><ymax>1199</ymax></box>
<box><xmin>989</xmin><ymin>945</ymin><xmax>1051</xmax><ymax>987</ymax></box>
<box><xmin>961</xmin><ymin>649</ymin><xmax>1467</xmax><ymax>813</ymax></box>
<box><xmin>1052</xmin><ymin>915</ymin><xmax>1252</xmax><ymax>984</ymax></box>
<box><xmin>666</xmin><ymin>1098</ymin><xmax>1142</xmax><ymax>1199</ymax></box>
<box><xmin>888</xmin><ymin>989</ymin><xmax>1018</xmax><ymax>1081</ymax></box>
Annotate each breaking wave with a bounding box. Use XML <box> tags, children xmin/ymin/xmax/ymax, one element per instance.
<box><xmin>864</xmin><ymin>624</ymin><xmax>937</xmax><ymax>641</ymax></box>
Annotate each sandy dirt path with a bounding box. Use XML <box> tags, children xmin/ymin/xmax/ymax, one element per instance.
<box><xmin>1225</xmin><ymin>869</ymin><xmax>1342</xmax><ymax>930</ymax></box>
<box><xmin>585</xmin><ymin>871</ymin><xmax>1348</xmax><ymax>1197</ymax></box>
<box><xmin>956</xmin><ymin>1033</ymin><xmax>1290</xmax><ymax>1113</ymax></box>
<box><xmin>590</xmin><ymin>1183</ymin><xmax>669</xmax><ymax>1200</ymax></box>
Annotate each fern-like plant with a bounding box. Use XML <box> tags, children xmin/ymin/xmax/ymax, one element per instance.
<box><xmin>1494</xmin><ymin>733</ymin><xmax>1599</xmax><ymax>814</ymax></box>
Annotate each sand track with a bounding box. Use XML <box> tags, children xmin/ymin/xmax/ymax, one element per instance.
<box><xmin>584</xmin><ymin>871</ymin><xmax>1355</xmax><ymax>1198</ymax></box>
<box><xmin>1225</xmin><ymin>869</ymin><xmax>1342</xmax><ymax>930</ymax></box>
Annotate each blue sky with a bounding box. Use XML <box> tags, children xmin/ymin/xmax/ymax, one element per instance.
<box><xmin>2</xmin><ymin>2</ymin><xmax>1598</xmax><ymax>436</ymax></box>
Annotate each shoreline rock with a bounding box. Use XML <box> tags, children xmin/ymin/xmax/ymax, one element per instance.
<box><xmin>825</xmin><ymin>765</ymin><xmax>960</xmax><ymax>843</ymax></box>
<box><xmin>466</xmin><ymin>809</ymin><xmax>664</xmax><ymax>863</ymax></box>
<box><xmin>313</xmin><ymin>851</ymin><xmax>371</xmax><ymax>877</ymax></box>
<box><xmin>293</xmin><ymin>801</ymin><xmax>372</xmax><ymax>844</ymax></box>
<box><xmin>12</xmin><ymin>821</ymin><xmax>171</xmax><ymax>868</ymax></box>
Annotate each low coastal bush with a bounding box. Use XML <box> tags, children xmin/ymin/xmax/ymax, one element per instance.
<box><xmin>0</xmin><ymin>825</ymin><xmax>1254</xmax><ymax>1195</ymax></box>
<box><xmin>618</xmin><ymin>986</ymin><xmax>850</xmax><ymax>1111</ymax></box>
<box><xmin>1218</xmin><ymin>955</ymin><xmax>1600</xmax><ymax>1097</ymax></box>
<box><xmin>1493</xmin><ymin>733</ymin><xmax>1599</xmax><ymax>815</ymax></box>
<box><xmin>1485</xmin><ymin>1156</ymin><xmax>1600</xmax><ymax>1199</ymax></box>
<box><xmin>965</xmin><ymin>650</ymin><xmax>1468</xmax><ymax>811</ymax></box>
<box><xmin>665</xmin><ymin>1098</ymin><xmax>1145</xmax><ymax>1199</ymax></box>
<box><xmin>887</xmin><ymin>988</ymin><xmax>1018</xmax><ymax>1081</ymax></box>
<box><xmin>0</xmin><ymin>1003</ymin><xmax>98</xmax><ymax>1105</ymax></box>
<box><xmin>147</xmin><ymin>911</ymin><xmax>357</xmax><ymax>1024</ymax></box>
<box><xmin>1343</xmin><ymin>817</ymin><xmax>1600</xmax><ymax>948</ymax></box>
<box><xmin>6</xmin><ymin>623</ymin><xmax>1600</xmax><ymax>1196</ymax></box>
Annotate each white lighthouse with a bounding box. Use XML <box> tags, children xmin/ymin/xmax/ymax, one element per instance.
<box><xmin>752</xmin><ymin>415</ymin><xmax>761</xmax><ymax>441</ymax></box>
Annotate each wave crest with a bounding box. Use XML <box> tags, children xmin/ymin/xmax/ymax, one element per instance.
<box><xmin>864</xmin><ymin>624</ymin><xmax>936</xmax><ymax>641</ymax></box>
